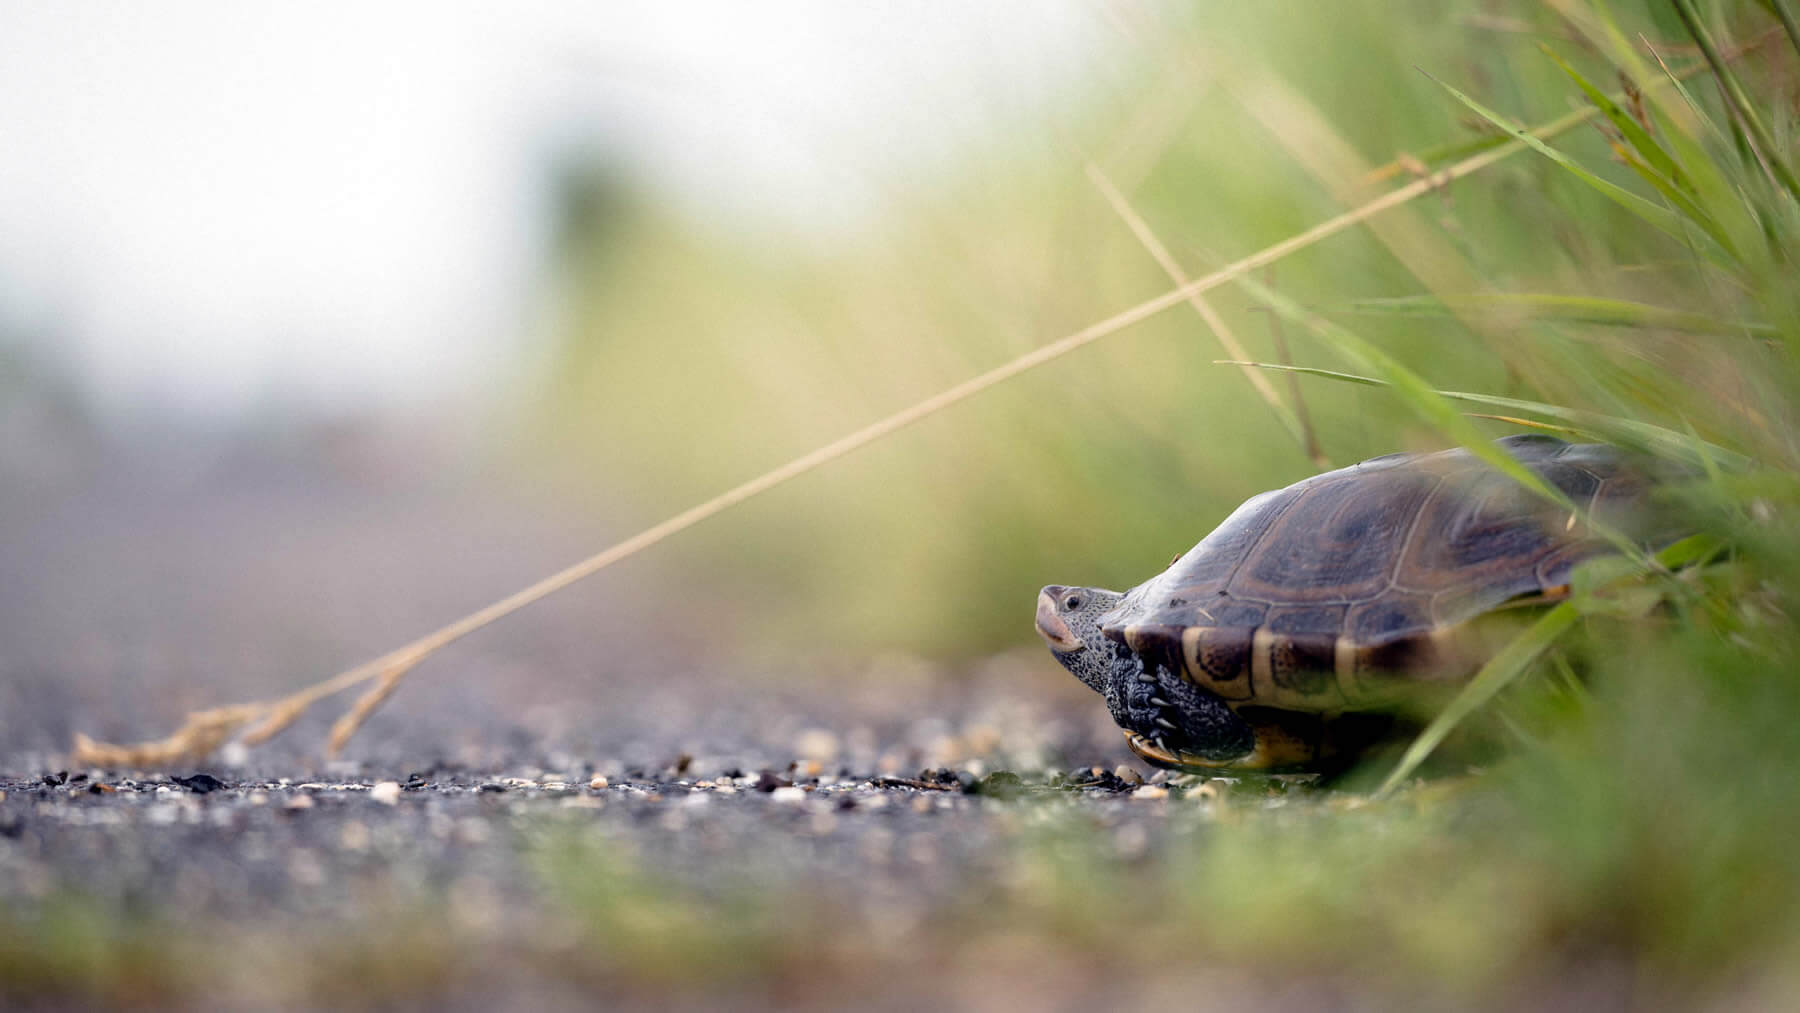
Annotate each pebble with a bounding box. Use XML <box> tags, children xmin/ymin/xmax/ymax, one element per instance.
<box><xmin>1113</xmin><ymin>765</ymin><xmax>1145</xmax><ymax>786</ymax></box>
<box><xmin>769</xmin><ymin>786</ymin><xmax>808</xmax><ymax>804</ymax></box>
<box><xmin>284</xmin><ymin>794</ymin><xmax>315</xmax><ymax>811</ymax></box>
<box><xmin>1130</xmin><ymin>785</ymin><xmax>1169</xmax><ymax>801</ymax></box>
<box><xmin>795</xmin><ymin>728</ymin><xmax>840</xmax><ymax>763</ymax></box>
<box><xmin>588</xmin><ymin>775</ymin><xmax>609</xmax><ymax>790</ymax></box>
<box><xmin>369</xmin><ymin>781</ymin><xmax>402</xmax><ymax>806</ymax></box>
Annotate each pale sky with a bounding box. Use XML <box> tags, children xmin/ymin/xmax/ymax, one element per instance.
<box><xmin>0</xmin><ymin>4</ymin><xmax>1116</xmax><ymax>422</ymax></box>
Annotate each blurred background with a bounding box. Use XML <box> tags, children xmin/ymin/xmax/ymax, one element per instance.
<box><xmin>9</xmin><ymin>2</ymin><xmax>1800</xmax><ymax>1008</ymax></box>
<box><xmin>0</xmin><ymin>2</ymin><xmax>1736</xmax><ymax>759</ymax></box>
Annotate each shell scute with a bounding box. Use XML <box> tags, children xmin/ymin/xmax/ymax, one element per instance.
<box><xmin>1228</xmin><ymin>470</ymin><xmax>1441</xmax><ymax>604</ymax></box>
<box><xmin>1346</xmin><ymin>595</ymin><xmax>1433</xmax><ymax>642</ymax></box>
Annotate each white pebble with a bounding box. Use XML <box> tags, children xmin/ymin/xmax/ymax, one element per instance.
<box><xmin>770</xmin><ymin>786</ymin><xmax>808</xmax><ymax>803</ymax></box>
<box><xmin>369</xmin><ymin>781</ymin><xmax>402</xmax><ymax>805</ymax></box>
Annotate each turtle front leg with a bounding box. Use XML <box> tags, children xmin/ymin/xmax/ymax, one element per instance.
<box><xmin>1108</xmin><ymin>652</ymin><xmax>1259</xmax><ymax>767</ymax></box>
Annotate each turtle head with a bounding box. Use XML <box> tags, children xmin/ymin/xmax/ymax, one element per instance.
<box><xmin>1034</xmin><ymin>585</ymin><xmax>1127</xmax><ymax>693</ymax></box>
<box><xmin>1038</xmin><ymin>583</ymin><xmax>1262</xmax><ymax>770</ymax></box>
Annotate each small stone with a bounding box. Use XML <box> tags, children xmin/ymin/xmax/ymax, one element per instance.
<box><xmin>173</xmin><ymin>773</ymin><xmax>227</xmax><ymax>794</ymax></box>
<box><xmin>284</xmin><ymin>794</ymin><xmax>315</xmax><ymax>810</ymax></box>
<box><xmin>769</xmin><ymin>786</ymin><xmax>807</xmax><ymax>803</ymax></box>
<box><xmin>1131</xmin><ymin>785</ymin><xmax>1169</xmax><ymax>801</ymax></box>
<box><xmin>1113</xmin><ymin>765</ymin><xmax>1144</xmax><ymax>786</ymax></box>
<box><xmin>588</xmin><ymin>775</ymin><xmax>609</xmax><ymax>790</ymax></box>
<box><xmin>370</xmin><ymin>781</ymin><xmax>402</xmax><ymax>805</ymax></box>
<box><xmin>795</xmin><ymin>728</ymin><xmax>840</xmax><ymax>763</ymax></box>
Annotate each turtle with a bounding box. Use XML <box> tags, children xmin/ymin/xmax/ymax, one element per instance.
<box><xmin>1034</xmin><ymin>434</ymin><xmax>1679</xmax><ymax>771</ymax></box>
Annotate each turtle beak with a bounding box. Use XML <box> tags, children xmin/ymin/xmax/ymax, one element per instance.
<box><xmin>1034</xmin><ymin>587</ymin><xmax>1082</xmax><ymax>652</ymax></box>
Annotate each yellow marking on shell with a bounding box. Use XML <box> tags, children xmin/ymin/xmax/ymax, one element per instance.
<box><xmin>1250</xmin><ymin>627</ymin><xmax>1275</xmax><ymax>700</ymax></box>
<box><xmin>1420</xmin><ymin>624</ymin><xmax>1468</xmax><ymax>684</ymax></box>
<box><xmin>1335</xmin><ymin>635</ymin><xmax>1359</xmax><ymax>701</ymax></box>
<box><xmin>1123</xmin><ymin>624</ymin><xmax>1149</xmax><ymax>653</ymax></box>
<box><xmin>1180</xmin><ymin>626</ymin><xmax>1206</xmax><ymax>684</ymax></box>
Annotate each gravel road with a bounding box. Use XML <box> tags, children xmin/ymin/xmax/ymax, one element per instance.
<box><xmin>4</xmin><ymin>429</ymin><xmax>1354</xmax><ymax>1009</ymax></box>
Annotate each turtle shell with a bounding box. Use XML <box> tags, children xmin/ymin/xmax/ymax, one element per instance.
<box><xmin>1102</xmin><ymin>435</ymin><xmax>1666</xmax><ymax>712</ymax></box>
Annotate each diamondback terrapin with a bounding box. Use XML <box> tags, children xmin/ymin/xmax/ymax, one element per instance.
<box><xmin>1035</xmin><ymin>435</ymin><xmax>1676</xmax><ymax>771</ymax></box>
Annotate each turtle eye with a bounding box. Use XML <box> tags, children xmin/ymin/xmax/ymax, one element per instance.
<box><xmin>1063</xmin><ymin>593</ymin><xmax>1085</xmax><ymax>611</ymax></box>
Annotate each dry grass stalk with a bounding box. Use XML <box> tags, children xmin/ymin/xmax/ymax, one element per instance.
<box><xmin>1082</xmin><ymin>162</ymin><xmax>1323</xmax><ymax>464</ymax></box>
<box><xmin>69</xmin><ymin>53</ymin><xmax>1715</xmax><ymax>770</ymax></box>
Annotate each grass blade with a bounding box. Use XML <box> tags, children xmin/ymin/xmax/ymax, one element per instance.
<box><xmin>1538</xmin><ymin>43</ymin><xmax>1744</xmax><ymax>257</ymax></box>
<box><xmin>1374</xmin><ymin>534</ymin><xmax>1722</xmax><ymax>797</ymax></box>
<box><xmin>1215</xmin><ymin>359</ymin><xmax>1750</xmax><ymax>470</ymax></box>
<box><xmin>1341</xmin><ymin>293</ymin><xmax>1775</xmax><ymax>336</ymax></box>
<box><xmin>1425</xmin><ymin>72</ymin><xmax>1702</xmax><ymax>249</ymax></box>
<box><xmin>1672</xmin><ymin>0</ymin><xmax>1800</xmax><ymax>202</ymax></box>
<box><xmin>1226</xmin><ymin>274</ymin><xmax>1653</xmax><ymax>567</ymax></box>
<box><xmin>1374</xmin><ymin>601</ymin><xmax>1580</xmax><ymax>797</ymax></box>
<box><xmin>1540</xmin><ymin>44</ymin><xmax>1686</xmax><ymax>187</ymax></box>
